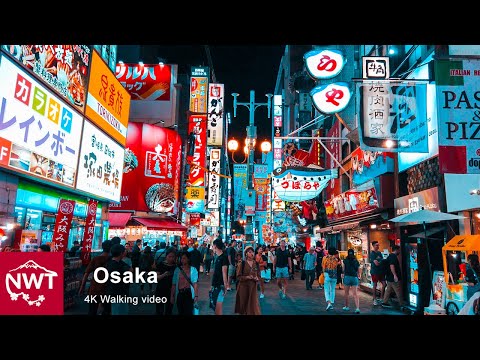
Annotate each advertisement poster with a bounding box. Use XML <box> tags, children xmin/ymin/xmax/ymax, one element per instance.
<box><xmin>115</xmin><ymin>63</ymin><xmax>172</xmax><ymax>101</ymax></box>
<box><xmin>324</xmin><ymin>181</ymin><xmax>379</xmax><ymax>222</ymax></box>
<box><xmin>325</xmin><ymin>119</ymin><xmax>341</xmax><ymax>199</ymax></box>
<box><xmin>430</xmin><ymin>270</ymin><xmax>446</xmax><ymax>308</ymax></box>
<box><xmin>189</xmin><ymin>213</ymin><xmax>201</xmax><ymax>227</ymax></box>
<box><xmin>254</xmin><ymin>178</ymin><xmax>269</xmax><ymax>211</ymax></box>
<box><xmin>76</xmin><ymin>121</ymin><xmax>124</xmax><ymax>202</ymax></box>
<box><xmin>358</xmin><ymin>82</ymin><xmax>428</xmax><ymax>152</ymax></box>
<box><xmin>233</xmin><ymin>164</ymin><xmax>248</xmax><ymax>221</ymax></box>
<box><xmin>2</xmin><ymin>45</ymin><xmax>91</xmax><ymax>113</ymax></box>
<box><xmin>207</xmin><ymin>148</ymin><xmax>221</xmax><ymax>209</ymax></box>
<box><xmin>0</xmin><ymin>56</ymin><xmax>83</xmax><ymax>188</ymax></box>
<box><xmin>80</xmin><ymin>199</ymin><xmax>98</xmax><ymax>265</ymax></box>
<box><xmin>436</xmin><ymin>58</ymin><xmax>480</xmax><ymax>174</ymax></box>
<box><xmin>207</xmin><ymin>83</ymin><xmax>224</xmax><ymax>146</ymax></box>
<box><xmin>188</xmin><ymin>115</ymin><xmax>207</xmax><ymax>187</ymax></box>
<box><xmin>351</xmin><ymin>147</ymin><xmax>394</xmax><ymax>186</ymax></box>
<box><xmin>109</xmin><ymin>122</ymin><xmax>182</xmax><ymax>214</ymax></box>
<box><xmin>190</xmin><ymin>67</ymin><xmax>209</xmax><ymax>113</ymax></box>
<box><xmin>52</xmin><ymin>199</ymin><xmax>76</xmax><ymax>252</ymax></box>
<box><xmin>85</xmin><ymin>50</ymin><xmax>131</xmax><ymax>146</ymax></box>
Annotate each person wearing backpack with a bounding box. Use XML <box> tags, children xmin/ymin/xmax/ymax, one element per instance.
<box><xmin>322</xmin><ymin>247</ymin><xmax>341</xmax><ymax>311</ymax></box>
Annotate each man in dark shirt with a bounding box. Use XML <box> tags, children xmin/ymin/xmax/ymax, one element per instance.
<box><xmin>190</xmin><ymin>243</ymin><xmax>202</xmax><ymax>274</ymax></box>
<box><xmin>226</xmin><ymin>240</ymin><xmax>237</xmax><ymax>291</ymax></box>
<box><xmin>106</xmin><ymin>244</ymin><xmax>132</xmax><ymax>315</ymax></box>
<box><xmin>130</xmin><ymin>239</ymin><xmax>142</xmax><ymax>269</ymax></box>
<box><xmin>273</xmin><ymin>239</ymin><xmax>292</xmax><ymax>299</ymax></box>
<box><xmin>381</xmin><ymin>245</ymin><xmax>405</xmax><ymax>308</ymax></box>
<box><xmin>370</xmin><ymin>241</ymin><xmax>387</xmax><ymax>305</ymax></box>
<box><xmin>211</xmin><ymin>239</ymin><xmax>229</xmax><ymax>315</ymax></box>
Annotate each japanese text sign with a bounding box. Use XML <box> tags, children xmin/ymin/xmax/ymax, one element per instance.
<box><xmin>115</xmin><ymin>63</ymin><xmax>172</xmax><ymax>101</ymax></box>
<box><xmin>362</xmin><ymin>56</ymin><xmax>390</xmax><ymax>80</ymax></box>
<box><xmin>188</xmin><ymin>115</ymin><xmax>207</xmax><ymax>186</ymax></box>
<box><xmin>351</xmin><ymin>147</ymin><xmax>394</xmax><ymax>186</ymax></box>
<box><xmin>76</xmin><ymin>121</ymin><xmax>124</xmax><ymax>202</ymax></box>
<box><xmin>207</xmin><ymin>148</ymin><xmax>221</xmax><ymax>209</ymax></box>
<box><xmin>86</xmin><ymin>50</ymin><xmax>131</xmax><ymax>146</ymax></box>
<box><xmin>52</xmin><ymin>199</ymin><xmax>76</xmax><ymax>252</ymax></box>
<box><xmin>2</xmin><ymin>45</ymin><xmax>91</xmax><ymax>113</ymax></box>
<box><xmin>358</xmin><ymin>81</ymin><xmax>428</xmax><ymax>152</ymax></box>
<box><xmin>81</xmin><ymin>199</ymin><xmax>98</xmax><ymax>265</ymax></box>
<box><xmin>190</xmin><ymin>74</ymin><xmax>209</xmax><ymax>113</ymax></box>
<box><xmin>304</xmin><ymin>49</ymin><xmax>346</xmax><ymax>80</ymax></box>
<box><xmin>0</xmin><ymin>56</ymin><xmax>82</xmax><ymax>187</ymax></box>
<box><xmin>311</xmin><ymin>82</ymin><xmax>352</xmax><ymax>114</ymax></box>
<box><xmin>207</xmin><ymin>83</ymin><xmax>224</xmax><ymax>146</ymax></box>
<box><xmin>186</xmin><ymin>186</ymin><xmax>205</xmax><ymax>200</ymax></box>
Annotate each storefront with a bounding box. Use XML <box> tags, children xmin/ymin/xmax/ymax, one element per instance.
<box><xmin>394</xmin><ymin>186</ymin><xmax>447</xmax><ymax>313</ymax></box>
<box><xmin>13</xmin><ymin>179</ymin><xmax>105</xmax><ymax>252</ymax></box>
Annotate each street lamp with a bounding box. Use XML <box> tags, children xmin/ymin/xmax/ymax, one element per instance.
<box><xmin>227</xmin><ymin>137</ymin><xmax>271</xmax><ymax>164</ymax></box>
<box><xmin>231</xmin><ymin>90</ymin><xmax>273</xmax><ymax>244</ymax></box>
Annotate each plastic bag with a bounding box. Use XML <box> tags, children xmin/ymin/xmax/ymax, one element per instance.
<box><xmin>318</xmin><ymin>273</ymin><xmax>325</xmax><ymax>285</ymax></box>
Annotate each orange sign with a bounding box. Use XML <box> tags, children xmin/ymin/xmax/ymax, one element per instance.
<box><xmin>85</xmin><ymin>50</ymin><xmax>131</xmax><ymax>145</ymax></box>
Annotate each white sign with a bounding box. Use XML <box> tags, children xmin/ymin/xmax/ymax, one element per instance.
<box><xmin>0</xmin><ymin>55</ymin><xmax>83</xmax><ymax>178</ymax></box>
<box><xmin>76</xmin><ymin>121</ymin><xmax>125</xmax><ymax>202</ymax></box>
<box><xmin>310</xmin><ymin>82</ymin><xmax>351</xmax><ymax>114</ymax></box>
<box><xmin>362</xmin><ymin>56</ymin><xmax>390</xmax><ymax>79</ymax></box>
<box><xmin>445</xmin><ymin>173</ymin><xmax>480</xmax><ymax>212</ymax></box>
<box><xmin>207</xmin><ymin>148</ymin><xmax>221</xmax><ymax>209</ymax></box>
<box><xmin>304</xmin><ymin>49</ymin><xmax>346</xmax><ymax>80</ymax></box>
<box><xmin>206</xmin><ymin>211</ymin><xmax>220</xmax><ymax>227</ymax></box>
<box><xmin>207</xmin><ymin>83</ymin><xmax>224</xmax><ymax>146</ymax></box>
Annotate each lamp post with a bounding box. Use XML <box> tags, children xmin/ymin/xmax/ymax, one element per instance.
<box><xmin>231</xmin><ymin>90</ymin><xmax>272</xmax><ymax>244</ymax></box>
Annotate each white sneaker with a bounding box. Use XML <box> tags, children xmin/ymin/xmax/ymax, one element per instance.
<box><xmin>326</xmin><ymin>303</ymin><xmax>333</xmax><ymax>311</ymax></box>
<box><xmin>342</xmin><ymin>306</ymin><xmax>350</xmax><ymax>311</ymax></box>
<box><xmin>259</xmin><ymin>293</ymin><xmax>265</xmax><ymax>299</ymax></box>
<box><xmin>355</xmin><ymin>308</ymin><xmax>360</xmax><ymax>314</ymax></box>
<box><xmin>373</xmin><ymin>299</ymin><xmax>379</xmax><ymax>306</ymax></box>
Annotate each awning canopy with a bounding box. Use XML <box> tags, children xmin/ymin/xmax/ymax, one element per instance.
<box><xmin>442</xmin><ymin>235</ymin><xmax>480</xmax><ymax>252</ymax></box>
<box><xmin>133</xmin><ymin>217</ymin><xmax>188</xmax><ymax>232</ymax></box>
<box><xmin>108</xmin><ymin>212</ymin><xmax>132</xmax><ymax>228</ymax></box>
<box><xmin>408</xmin><ymin>226</ymin><xmax>445</xmax><ymax>240</ymax></box>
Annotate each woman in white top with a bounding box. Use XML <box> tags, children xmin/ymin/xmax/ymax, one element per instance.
<box><xmin>171</xmin><ymin>251</ymin><xmax>199</xmax><ymax>315</ymax></box>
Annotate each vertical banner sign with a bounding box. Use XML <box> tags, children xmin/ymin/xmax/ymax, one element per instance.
<box><xmin>52</xmin><ymin>199</ymin><xmax>76</xmax><ymax>252</ymax></box>
<box><xmin>436</xmin><ymin>58</ymin><xmax>480</xmax><ymax>174</ymax></box>
<box><xmin>233</xmin><ymin>164</ymin><xmax>248</xmax><ymax>221</ymax></box>
<box><xmin>325</xmin><ymin>119</ymin><xmax>341</xmax><ymax>200</ymax></box>
<box><xmin>273</xmin><ymin>95</ymin><xmax>283</xmax><ymax>170</ymax></box>
<box><xmin>85</xmin><ymin>50</ymin><xmax>131</xmax><ymax>146</ymax></box>
<box><xmin>190</xmin><ymin>67</ymin><xmax>209</xmax><ymax>113</ymax></box>
<box><xmin>188</xmin><ymin>115</ymin><xmax>207</xmax><ymax>187</ymax></box>
<box><xmin>81</xmin><ymin>199</ymin><xmax>98</xmax><ymax>265</ymax></box>
<box><xmin>207</xmin><ymin>148</ymin><xmax>221</xmax><ymax>209</ymax></box>
<box><xmin>207</xmin><ymin>84</ymin><xmax>224</xmax><ymax>146</ymax></box>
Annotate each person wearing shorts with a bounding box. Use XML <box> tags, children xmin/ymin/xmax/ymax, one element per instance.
<box><xmin>211</xmin><ymin>239</ymin><xmax>229</xmax><ymax>315</ymax></box>
<box><xmin>273</xmin><ymin>240</ymin><xmax>292</xmax><ymax>299</ymax></box>
<box><xmin>370</xmin><ymin>241</ymin><xmax>386</xmax><ymax>305</ymax></box>
<box><xmin>342</xmin><ymin>249</ymin><xmax>361</xmax><ymax>313</ymax></box>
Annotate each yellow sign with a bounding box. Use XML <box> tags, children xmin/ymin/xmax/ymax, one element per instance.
<box><xmin>186</xmin><ymin>186</ymin><xmax>205</xmax><ymax>200</ymax></box>
<box><xmin>85</xmin><ymin>50</ymin><xmax>131</xmax><ymax>146</ymax></box>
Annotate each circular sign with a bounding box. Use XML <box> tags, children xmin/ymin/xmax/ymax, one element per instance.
<box><xmin>59</xmin><ymin>201</ymin><xmax>74</xmax><ymax>215</ymax></box>
<box><xmin>88</xmin><ymin>202</ymin><xmax>97</xmax><ymax>216</ymax></box>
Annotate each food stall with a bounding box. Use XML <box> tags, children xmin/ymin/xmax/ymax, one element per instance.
<box><xmin>442</xmin><ymin>235</ymin><xmax>480</xmax><ymax>315</ymax></box>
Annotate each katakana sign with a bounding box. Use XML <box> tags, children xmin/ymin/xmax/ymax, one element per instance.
<box><xmin>188</xmin><ymin>115</ymin><xmax>207</xmax><ymax>187</ymax></box>
<box><xmin>115</xmin><ymin>63</ymin><xmax>172</xmax><ymax>101</ymax></box>
<box><xmin>76</xmin><ymin>120</ymin><xmax>124</xmax><ymax>202</ymax></box>
<box><xmin>0</xmin><ymin>55</ymin><xmax>82</xmax><ymax>188</ymax></box>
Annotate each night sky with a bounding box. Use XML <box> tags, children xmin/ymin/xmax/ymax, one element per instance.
<box><xmin>136</xmin><ymin>45</ymin><xmax>285</xmax><ymax>144</ymax></box>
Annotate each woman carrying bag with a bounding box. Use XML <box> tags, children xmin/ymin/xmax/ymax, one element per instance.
<box><xmin>171</xmin><ymin>251</ymin><xmax>199</xmax><ymax>315</ymax></box>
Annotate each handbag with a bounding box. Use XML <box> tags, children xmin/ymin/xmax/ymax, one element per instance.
<box><xmin>318</xmin><ymin>272</ymin><xmax>325</xmax><ymax>285</ymax></box>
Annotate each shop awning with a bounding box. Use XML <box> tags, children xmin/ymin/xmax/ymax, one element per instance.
<box><xmin>408</xmin><ymin>226</ymin><xmax>444</xmax><ymax>239</ymax></box>
<box><xmin>133</xmin><ymin>217</ymin><xmax>188</xmax><ymax>232</ymax></box>
<box><xmin>442</xmin><ymin>235</ymin><xmax>480</xmax><ymax>252</ymax></box>
<box><xmin>108</xmin><ymin>212</ymin><xmax>132</xmax><ymax>228</ymax></box>
<box><xmin>318</xmin><ymin>212</ymin><xmax>389</xmax><ymax>234</ymax></box>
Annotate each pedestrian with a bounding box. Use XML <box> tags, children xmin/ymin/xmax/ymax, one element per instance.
<box><xmin>78</xmin><ymin>240</ymin><xmax>112</xmax><ymax>315</ymax></box>
<box><xmin>38</xmin><ymin>244</ymin><xmax>51</xmax><ymax>252</ymax></box>
<box><xmin>234</xmin><ymin>246</ymin><xmax>261</xmax><ymax>315</ymax></box>
<box><xmin>171</xmin><ymin>251</ymin><xmax>199</xmax><ymax>315</ymax></box>
<box><xmin>342</xmin><ymin>249</ymin><xmax>361</xmax><ymax>313</ymax></box>
<box><xmin>302</xmin><ymin>246</ymin><xmax>317</xmax><ymax>290</ymax></box>
<box><xmin>139</xmin><ymin>246</ymin><xmax>154</xmax><ymax>295</ymax></box>
<box><xmin>105</xmin><ymin>244</ymin><xmax>132</xmax><ymax>315</ymax></box>
<box><xmin>155</xmin><ymin>247</ymin><xmax>177</xmax><ymax>315</ymax></box>
<box><xmin>381</xmin><ymin>245</ymin><xmax>405</xmax><ymax>308</ymax></box>
<box><xmin>199</xmin><ymin>242</ymin><xmax>207</xmax><ymax>273</ymax></box>
<box><xmin>255</xmin><ymin>247</ymin><xmax>267</xmax><ymax>298</ymax></box>
<box><xmin>273</xmin><ymin>239</ymin><xmax>292</xmax><ymax>300</ymax></box>
<box><xmin>288</xmin><ymin>246</ymin><xmax>296</xmax><ymax>280</ymax></box>
<box><xmin>204</xmin><ymin>245</ymin><xmax>214</xmax><ymax>275</ymax></box>
<box><xmin>226</xmin><ymin>240</ymin><xmax>237</xmax><ymax>291</ymax></box>
<box><xmin>266</xmin><ymin>245</ymin><xmax>275</xmax><ymax>279</ymax></box>
<box><xmin>370</xmin><ymin>241</ymin><xmax>387</xmax><ymax>305</ymax></box>
<box><xmin>322</xmin><ymin>247</ymin><xmax>340</xmax><ymax>310</ymax></box>
<box><xmin>315</xmin><ymin>241</ymin><xmax>325</xmax><ymax>289</ymax></box>
<box><xmin>465</xmin><ymin>253</ymin><xmax>480</xmax><ymax>300</ymax></box>
<box><xmin>336</xmin><ymin>258</ymin><xmax>344</xmax><ymax>290</ymax></box>
<box><xmin>154</xmin><ymin>242</ymin><xmax>168</xmax><ymax>267</ymax></box>
<box><xmin>153</xmin><ymin>240</ymin><xmax>161</xmax><ymax>252</ymax></box>
<box><xmin>69</xmin><ymin>240</ymin><xmax>80</xmax><ymax>257</ymax></box>
<box><xmin>130</xmin><ymin>239</ymin><xmax>142</xmax><ymax>270</ymax></box>
<box><xmin>189</xmin><ymin>243</ymin><xmax>202</xmax><ymax>274</ymax></box>
<box><xmin>211</xmin><ymin>239</ymin><xmax>229</xmax><ymax>315</ymax></box>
